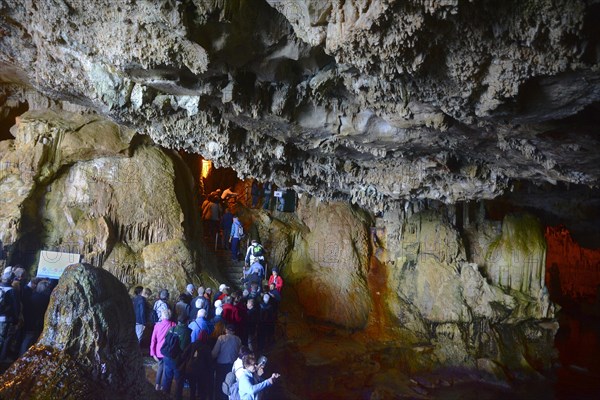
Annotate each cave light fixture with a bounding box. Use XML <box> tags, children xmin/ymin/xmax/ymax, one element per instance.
<box><xmin>201</xmin><ymin>159</ymin><xmax>212</xmax><ymax>179</ymax></box>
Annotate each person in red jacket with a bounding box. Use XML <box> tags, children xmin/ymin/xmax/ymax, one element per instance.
<box><xmin>267</xmin><ymin>269</ymin><xmax>283</xmax><ymax>293</ymax></box>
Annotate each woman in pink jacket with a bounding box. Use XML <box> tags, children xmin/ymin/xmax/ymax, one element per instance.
<box><xmin>150</xmin><ymin>308</ymin><xmax>175</xmax><ymax>390</ymax></box>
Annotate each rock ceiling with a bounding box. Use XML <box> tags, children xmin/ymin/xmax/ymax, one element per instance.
<box><xmin>1</xmin><ymin>0</ymin><xmax>599</xmax><ymax>209</ymax></box>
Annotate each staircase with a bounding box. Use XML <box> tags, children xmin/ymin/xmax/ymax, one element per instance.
<box><xmin>207</xmin><ymin>233</ymin><xmax>247</xmax><ymax>291</ymax></box>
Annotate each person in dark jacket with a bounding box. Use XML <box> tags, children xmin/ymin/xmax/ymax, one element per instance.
<box><xmin>176</xmin><ymin>330</ymin><xmax>212</xmax><ymax>400</ymax></box>
<box><xmin>0</xmin><ymin>271</ymin><xmax>19</xmax><ymax>361</ymax></box>
<box><xmin>133</xmin><ymin>286</ymin><xmax>148</xmax><ymax>343</ymax></box>
<box><xmin>258</xmin><ymin>294</ymin><xmax>276</xmax><ymax>353</ymax></box>
<box><xmin>19</xmin><ymin>279</ymin><xmax>51</xmax><ymax>356</ymax></box>
<box><xmin>220</xmin><ymin>208</ymin><xmax>234</xmax><ymax>250</ymax></box>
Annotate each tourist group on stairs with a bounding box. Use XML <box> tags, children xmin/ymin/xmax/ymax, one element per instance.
<box><xmin>134</xmin><ymin>240</ymin><xmax>285</xmax><ymax>399</ymax></box>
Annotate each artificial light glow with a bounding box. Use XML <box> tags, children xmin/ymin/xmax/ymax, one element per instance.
<box><xmin>201</xmin><ymin>160</ymin><xmax>212</xmax><ymax>178</ymax></box>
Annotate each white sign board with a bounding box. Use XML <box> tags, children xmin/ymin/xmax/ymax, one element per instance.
<box><xmin>273</xmin><ymin>191</ymin><xmax>283</xmax><ymax>198</ymax></box>
<box><xmin>37</xmin><ymin>250</ymin><xmax>81</xmax><ymax>279</ymax></box>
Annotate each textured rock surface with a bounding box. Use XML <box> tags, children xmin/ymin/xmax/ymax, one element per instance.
<box><xmin>0</xmin><ymin>0</ymin><xmax>598</xmax><ymax>209</ymax></box>
<box><xmin>0</xmin><ymin>110</ymin><xmax>203</xmax><ymax>295</ymax></box>
<box><xmin>0</xmin><ymin>263</ymin><xmax>164</xmax><ymax>399</ymax></box>
<box><xmin>242</xmin><ymin>199</ymin><xmax>556</xmax><ymax>376</ymax></box>
<box><xmin>545</xmin><ymin>225</ymin><xmax>600</xmax><ymax>302</ymax></box>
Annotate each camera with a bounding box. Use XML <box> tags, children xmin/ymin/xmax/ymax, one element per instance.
<box><xmin>257</xmin><ymin>355</ymin><xmax>267</xmax><ymax>368</ymax></box>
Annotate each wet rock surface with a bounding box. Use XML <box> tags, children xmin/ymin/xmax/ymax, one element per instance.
<box><xmin>0</xmin><ymin>263</ymin><xmax>165</xmax><ymax>399</ymax></box>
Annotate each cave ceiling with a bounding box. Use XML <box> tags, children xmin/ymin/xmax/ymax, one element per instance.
<box><xmin>0</xmin><ymin>0</ymin><xmax>599</xmax><ymax>209</ymax></box>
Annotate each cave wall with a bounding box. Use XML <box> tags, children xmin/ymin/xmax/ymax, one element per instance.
<box><xmin>0</xmin><ymin>109</ymin><xmax>204</xmax><ymax>296</ymax></box>
<box><xmin>546</xmin><ymin>225</ymin><xmax>600</xmax><ymax>304</ymax></box>
<box><xmin>242</xmin><ymin>196</ymin><xmax>556</xmax><ymax>377</ymax></box>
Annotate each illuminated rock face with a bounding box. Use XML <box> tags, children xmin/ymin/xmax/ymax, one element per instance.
<box><xmin>0</xmin><ymin>1</ymin><xmax>599</xmax><ymax>209</ymax></box>
<box><xmin>0</xmin><ymin>111</ymin><xmax>202</xmax><ymax>296</ymax></box>
<box><xmin>545</xmin><ymin>225</ymin><xmax>600</xmax><ymax>302</ymax></box>
<box><xmin>0</xmin><ymin>263</ymin><xmax>163</xmax><ymax>400</ymax></box>
<box><xmin>245</xmin><ymin>199</ymin><xmax>556</xmax><ymax>377</ymax></box>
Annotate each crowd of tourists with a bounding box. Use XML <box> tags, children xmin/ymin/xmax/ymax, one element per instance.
<box><xmin>133</xmin><ymin>240</ymin><xmax>285</xmax><ymax>400</ymax></box>
<box><xmin>0</xmin><ymin>265</ymin><xmax>53</xmax><ymax>363</ymax></box>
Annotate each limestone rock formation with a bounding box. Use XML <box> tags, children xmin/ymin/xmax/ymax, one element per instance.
<box><xmin>0</xmin><ymin>0</ymin><xmax>598</xmax><ymax>209</ymax></box>
<box><xmin>244</xmin><ymin>199</ymin><xmax>556</xmax><ymax>376</ymax></box>
<box><xmin>0</xmin><ymin>110</ymin><xmax>202</xmax><ymax>296</ymax></box>
<box><xmin>0</xmin><ymin>263</ymin><xmax>165</xmax><ymax>400</ymax></box>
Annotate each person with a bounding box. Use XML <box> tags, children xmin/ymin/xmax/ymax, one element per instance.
<box><xmin>185</xmin><ymin>283</ymin><xmax>196</xmax><ymax>303</ymax></box>
<box><xmin>189</xmin><ymin>286</ymin><xmax>205</xmax><ymax>321</ymax></box>
<box><xmin>267</xmin><ymin>283</ymin><xmax>281</xmax><ymax>306</ymax></box>
<box><xmin>262</xmin><ymin>182</ymin><xmax>272</xmax><ymax>210</ymax></box>
<box><xmin>245</xmin><ymin>298</ymin><xmax>260</xmax><ymax>352</ymax></box>
<box><xmin>153</xmin><ymin>289</ymin><xmax>171</xmax><ymax>322</ymax></box>
<box><xmin>204</xmin><ymin>288</ymin><xmax>214</xmax><ymax>318</ymax></box>
<box><xmin>245</xmin><ymin>240</ymin><xmax>266</xmax><ymax>267</ymax></box>
<box><xmin>0</xmin><ymin>270</ymin><xmax>19</xmax><ymax>362</ymax></box>
<box><xmin>267</xmin><ymin>268</ymin><xmax>283</xmax><ymax>293</ymax></box>
<box><xmin>238</xmin><ymin>353</ymin><xmax>280</xmax><ymax>400</ymax></box>
<box><xmin>243</xmin><ymin>260</ymin><xmax>265</xmax><ymax>289</ymax></box>
<box><xmin>19</xmin><ymin>279</ymin><xmax>50</xmax><ymax>356</ymax></box>
<box><xmin>251</xmin><ymin>180</ymin><xmax>260</xmax><ymax>208</ymax></box>
<box><xmin>202</xmin><ymin>195</ymin><xmax>221</xmax><ymax>244</ymax></box>
<box><xmin>220</xmin><ymin>208</ymin><xmax>234</xmax><ymax>250</ymax></box>
<box><xmin>230</xmin><ymin>216</ymin><xmax>244</xmax><ymax>261</ymax></box>
<box><xmin>189</xmin><ymin>309</ymin><xmax>211</xmax><ymax>343</ymax></box>
<box><xmin>133</xmin><ymin>286</ymin><xmax>148</xmax><ymax>343</ymax></box>
<box><xmin>258</xmin><ymin>294</ymin><xmax>276</xmax><ymax>352</ymax></box>
<box><xmin>212</xmin><ymin>300</ymin><xmax>223</xmax><ymax>326</ymax></box>
<box><xmin>162</xmin><ymin>313</ymin><xmax>192</xmax><ymax>397</ymax></box>
<box><xmin>150</xmin><ymin>308</ymin><xmax>176</xmax><ymax>391</ymax></box>
<box><xmin>176</xmin><ymin>330</ymin><xmax>212</xmax><ymax>400</ymax></box>
<box><xmin>221</xmin><ymin>296</ymin><xmax>240</xmax><ymax>327</ymax></box>
<box><xmin>232</xmin><ymin>346</ymin><xmax>252</xmax><ymax>380</ymax></box>
<box><xmin>221</xmin><ymin>185</ymin><xmax>238</xmax><ymax>201</ymax></box>
<box><xmin>214</xmin><ymin>284</ymin><xmax>227</xmax><ymax>302</ymax></box>
<box><xmin>277</xmin><ymin>189</ymin><xmax>286</xmax><ymax>211</ymax></box>
<box><xmin>175</xmin><ymin>293</ymin><xmax>191</xmax><ymax>324</ymax></box>
<box><xmin>212</xmin><ymin>324</ymin><xmax>241</xmax><ymax>400</ymax></box>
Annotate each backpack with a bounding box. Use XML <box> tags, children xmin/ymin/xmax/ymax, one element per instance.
<box><xmin>252</xmin><ymin>244</ymin><xmax>264</xmax><ymax>257</ymax></box>
<box><xmin>237</xmin><ymin>224</ymin><xmax>244</xmax><ymax>238</ymax></box>
<box><xmin>222</xmin><ymin>371</ymin><xmax>240</xmax><ymax>400</ymax></box>
<box><xmin>160</xmin><ymin>328</ymin><xmax>182</xmax><ymax>359</ymax></box>
<box><xmin>183</xmin><ymin>347</ymin><xmax>204</xmax><ymax>375</ymax></box>
<box><xmin>150</xmin><ymin>307</ymin><xmax>160</xmax><ymax>324</ymax></box>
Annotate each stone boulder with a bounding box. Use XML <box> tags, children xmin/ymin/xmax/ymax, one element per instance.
<box><xmin>0</xmin><ymin>263</ymin><xmax>165</xmax><ymax>399</ymax></box>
